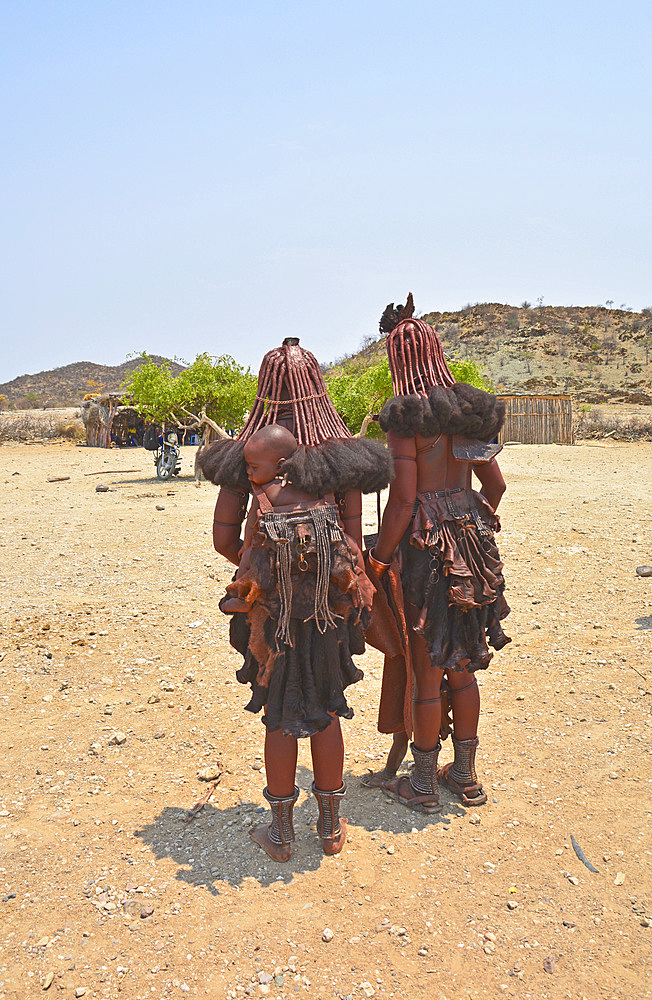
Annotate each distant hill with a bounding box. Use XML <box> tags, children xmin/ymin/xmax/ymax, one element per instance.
<box><xmin>331</xmin><ymin>303</ymin><xmax>652</xmax><ymax>404</ymax></box>
<box><xmin>3</xmin><ymin>304</ymin><xmax>651</xmax><ymax>410</ymax></box>
<box><xmin>0</xmin><ymin>356</ymin><xmax>185</xmax><ymax>408</ymax></box>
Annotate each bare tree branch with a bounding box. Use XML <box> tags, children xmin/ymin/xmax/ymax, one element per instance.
<box><xmin>355</xmin><ymin>412</ymin><xmax>375</xmax><ymax>439</ymax></box>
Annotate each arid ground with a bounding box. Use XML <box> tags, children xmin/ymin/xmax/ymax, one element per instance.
<box><xmin>0</xmin><ymin>441</ymin><xmax>650</xmax><ymax>1000</ymax></box>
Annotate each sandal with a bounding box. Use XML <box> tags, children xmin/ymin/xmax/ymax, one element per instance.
<box><xmin>381</xmin><ymin>773</ymin><xmax>441</xmax><ymax>814</ymax></box>
<box><xmin>438</xmin><ymin>735</ymin><xmax>488</xmax><ymax>806</ymax></box>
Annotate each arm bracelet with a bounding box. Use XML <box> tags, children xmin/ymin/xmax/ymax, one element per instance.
<box><xmin>368</xmin><ymin>550</ymin><xmax>391</xmax><ymax>577</ymax></box>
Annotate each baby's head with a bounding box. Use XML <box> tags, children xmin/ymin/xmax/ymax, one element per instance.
<box><xmin>243</xmin><ymin>425</ymin><xmax>298</xmax><ymax>486</ymax></box>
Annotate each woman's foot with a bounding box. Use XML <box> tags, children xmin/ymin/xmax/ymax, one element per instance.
<box><xmin>438</xmin><ymin>762</ymin><xmax>487</xmax><ymax>806</ymax></box>
<box><xmin>360</xmin><ymin>732</ymin><xmax>409</xmax><ymax>787</ymax></box>
<box><xmin>381</xmin><ymin>773</ymin><xmax>441</xmax><ymax>814</ymax></box>
<box><xmin>312</xmin><ymin>782</ymin><xmax>347</xmax><ymax>856</ymax></box>
<box><xmin>321</xmin><ymin>817</ymin><xmax>347</xmax><ymax>856</ymax></box>
<box><xmin>249</xmin><ymin>823</ymin><xmax>292</xmax><ymax>862</ymax></box>
<box><xmin>437</xmin><ymin>736</ymin><xmax>487</xmax><ymax>806</ymax></box>
<box><xmin>250</xmin><ymin>785</ymin><xmax>299</xmax><ymax>860</ymax></box>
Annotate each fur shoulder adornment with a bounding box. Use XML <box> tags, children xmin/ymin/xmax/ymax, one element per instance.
<box><xmin>279</xmin><ymin>438</ymin><xmax>393</xmax><ymax>495</ymax></box>
<box><xmin>198</xmin><ymin>437</ymin><xmax>393</xmax><ymax>495</ymax></box>
<box><xmin>197</xmin><ymin>439</ymin><xmax>248</xmax><ymax>491</ymax></box>
<box><xmin>379</xmin><ymin>384</ymin><xmax>505</xmax><ymax>442</ymax></box>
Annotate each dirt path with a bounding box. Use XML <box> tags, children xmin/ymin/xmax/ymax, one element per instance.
<box><xmin>0</xmin><ymin>441</ymin><xmax>650</xmax><ymax>999</ymax></box>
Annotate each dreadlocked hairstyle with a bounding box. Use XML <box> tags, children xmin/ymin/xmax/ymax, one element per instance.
<box><xmin>380</xmin><ymin>293</ymin><xmax>455</xmax><ymax>396</ymax></box>
<box><xmin>198</xmin><ymin>337</ymin><xmax>393</xmax><ymax>494</ymax></box>
<box><xmin>238</xmin><ymin>337</ymin><xmax>351</xmax><ymax>445</ymax></box>
<box><xmin>378</xmin><ymin>293</ymin><xmax>504</xmax><ymax>442</ymax></box>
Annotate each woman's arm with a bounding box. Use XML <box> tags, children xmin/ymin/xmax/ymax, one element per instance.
<box><xmin>338</xmin><ymin>489</ymin><xmax>363</xmax><ymax>550</ymax></box>
<box><xmin>472</xmin><ymin>458</ymin><xmax>506</xmax><ymax>511</ymax></box>
<box><xmin>212</xmin><ymin>487</ymin><xmax>247</xmax><ymax>566</ymax></box>
<box><xmin>241</xmin><ymin>496</ymin><xmax>259</xmax><ymax>551</ymax></box>
<box><xmin>372</xmin><ymin>431</ymin><xmax>417</xmax><ymax>565</ymax></box>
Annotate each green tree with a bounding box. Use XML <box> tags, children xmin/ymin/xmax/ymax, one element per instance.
<box><xmin>326</xmin><ymin>356</ymin><xmax>492</xmax><ymax>434</ymax></box>
<box><xmin>173</xmin><ymin>353</ymin><xmax>256</xmax><ymax>431</ymax></box>
<box><xmin>121</xmin><ymin>353</ymin><xmax>256</xmax><ymax>432</ymax></box>
<box><xmin>121</xmin><ymin>356</ymin><xmax>176</xmax><ymax>425</ymax></box>
<box><xmin>326</xmin><ymin>359</ymin><xmax>393</xmax><ymax>436</ymax></box>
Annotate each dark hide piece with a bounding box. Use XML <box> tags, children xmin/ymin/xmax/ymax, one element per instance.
<box><xmin>379</xmin><ymin>384</ymin><xmax>505</xmax><ymax>442</ymax></box>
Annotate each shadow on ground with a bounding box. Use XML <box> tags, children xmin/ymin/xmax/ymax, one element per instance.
<box><xmin>134</xmin><ymin>764</ymin><xmax>467</xmax><ymax>892</ymax></box>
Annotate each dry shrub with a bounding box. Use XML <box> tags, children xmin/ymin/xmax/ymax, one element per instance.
<box><xmin>54</xmin><ymin>418</ymin><xmax>85</xmax><ymax>440</ymax></box>
<box><xmin>574</xmin><ymin>406</ymin><xmax>652</xmax><ymax>441</ymax></box>
<box><xmin>0</xmin><ymin>411</ymin><xmax>85</xmax><ymax>442</ymax></box>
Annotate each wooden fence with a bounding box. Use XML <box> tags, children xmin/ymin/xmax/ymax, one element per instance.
<box><xmin>497</xmin><ymin>394</ymin><xmax>574</xmax><ymax>445</ymax></box>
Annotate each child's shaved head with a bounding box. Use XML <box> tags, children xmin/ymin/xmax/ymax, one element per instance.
<box><xmin>243</xmin><ymin>425</ymin><xmax>298</xmax><ymax>486</ymax></box>
<box><xmin>246</xmin><ymin>425</ymin><xmax>298</xmax><ymax>461</ymax></box>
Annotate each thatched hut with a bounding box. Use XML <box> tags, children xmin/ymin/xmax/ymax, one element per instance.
<box><xmin>82</xmin><ymin>394</ymin><xmax>145</xmax><ymax>447</ymax></box>
<box><xmin>497</xmin><ymin>393</ymin><xmax>574</xmax><ymax>445</ymax></box>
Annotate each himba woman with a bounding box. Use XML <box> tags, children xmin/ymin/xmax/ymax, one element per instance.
<box><xmin>198</xmin><ymin>338</ymin><xmax>391</xmax><ymax>859</ymax></box>
<box><xmin>365</xmin><ymin>296</ymin><xmax>510</xmax><ymax>812</ymax></box>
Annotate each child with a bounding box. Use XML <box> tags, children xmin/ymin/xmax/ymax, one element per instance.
<box><xmin>220</xmin><ymin>424</ymin><xmax>374</xmax><ymax>861</ymax></box>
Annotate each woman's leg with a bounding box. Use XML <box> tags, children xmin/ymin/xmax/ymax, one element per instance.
<box><xmin>447</xmin><ymin>668</ymin><xmax>480</xmax><ymax>741</ymax></box>
<box><xmin>380</xmin><ymin>604</ymin><xmax>443</xmax><ymax>812</ymax></box>
<box><xmin>250</xmin><ymin>727</ymin><xmax>299</xmax><ymax>862</ymax></box>
<box><xmin>439</xmin><ymin>669</ymin><xmax>487</xmax><ymax>806</ymax></box>
<box><xmin>310</xmin><ymin>716</ymin><xmax>347</xmax><ymax>855</ymax></box>
<box><xmin>410</xmin><ymin>625</ymin><xmax>444</xmax><ymax>752</ymax></box>
<box><xmin>309</xmin><ymin>716</ymin><xmax>344</xmax><ymax>790</ymax></box>
<box><xmin>265</xmin><ymin>727</ymin><xmax>298</xmax><ymax>798</ymax></box>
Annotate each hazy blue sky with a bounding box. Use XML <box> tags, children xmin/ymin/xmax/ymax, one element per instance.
<box><xmin>1</xmin><ymin>1</ymin><xmax>650</xmax><ymax>382</ymax></box>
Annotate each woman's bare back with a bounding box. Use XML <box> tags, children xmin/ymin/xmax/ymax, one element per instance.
<box><xmin>414</xmin><ymin>433</ymin><xmax>469</xmax><ymax>494</ymax></box>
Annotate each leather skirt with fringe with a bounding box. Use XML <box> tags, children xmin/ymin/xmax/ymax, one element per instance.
<box><xmin>230</xmin><ymin>611</ymin><xmax>368</xmax><ymax>738</ymax></box>
<box><xmin>227</xmin><ymin>531</ymin><xmax>373</xmax><ymax>739</ymax></box>
<box><xmin>400</xmin><ymin>487</ymin><xmax>511</xmax><ymax>672</ymax></box>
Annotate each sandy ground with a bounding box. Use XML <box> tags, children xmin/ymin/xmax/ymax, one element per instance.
<box><xmin>0</xmin><ymin>441</ymin><xmax>650</xmax><ymax>1000</ymax></box>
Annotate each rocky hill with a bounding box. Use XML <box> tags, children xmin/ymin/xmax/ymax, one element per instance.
<box><xmin>3</xmin><ymin>305</ymin><xmax>651</xmax><ymax>409</ymax></box>
<box><xmin>0</xmin><ymin>356</ymin><xmax>185</xmax><ymax>409</ymax></box>
<box><xmin>341</xmin><ymin>303</ymin><xmax>652</xmax><ymax>404</ymax></box>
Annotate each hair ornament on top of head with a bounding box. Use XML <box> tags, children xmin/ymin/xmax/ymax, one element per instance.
<box><xmin>380</xmin><ymin>293</ymin><xmax>455</xmax><ymax>396</ymax></box>
<box><xmin>238</xmin><ymin>337</ymin><xmax>352</xmax><ymax>446</ymax></box>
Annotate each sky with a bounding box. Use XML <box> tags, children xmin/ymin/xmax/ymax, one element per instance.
<box><xmin>1</xmin><ymin>0</ymin><xmax>651</xmax><ymax>383</ymax></box>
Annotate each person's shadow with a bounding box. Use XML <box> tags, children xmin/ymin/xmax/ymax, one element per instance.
<box><xmin>635</xmin><ymin>614</ymin><xmax>652</xmax><ymax>631</ymax></box>
<box><xmin>134</xmin><ymin>763</ymin><xmax>466</xmax><ymax>891</ymax></box>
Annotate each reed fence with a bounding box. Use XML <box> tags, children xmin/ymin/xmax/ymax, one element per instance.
<box><xmin>497</xmin><ymin>394</ymin><xmax>574</xmax><ymax>445</ymax></box>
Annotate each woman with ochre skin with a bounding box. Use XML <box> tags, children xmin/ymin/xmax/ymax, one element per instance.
<box><xmin>365</xmin><ymin>297</ymin><xmax>510</xmax><ymax>812</ymax></box>
<box><xmin>198</xmin><ymin>338</ymin><xmax>391</xmax><ymax>859</ymax></box>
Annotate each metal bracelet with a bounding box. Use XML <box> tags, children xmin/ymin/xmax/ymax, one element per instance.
<box><xmin>368</xmin><ymin>550</ymin><xmax>390</xmax><ymax>576</ymax></box>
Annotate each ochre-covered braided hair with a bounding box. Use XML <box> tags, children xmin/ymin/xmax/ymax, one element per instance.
<box><xmin>238</xmin><ymin>337</ymin><xmax>351</xmax><ymax>445</ymax></box>
<box><xmin>380</xmin><ymin>293</ymin><xmax>455</xmax><ymax>396</ymax></box>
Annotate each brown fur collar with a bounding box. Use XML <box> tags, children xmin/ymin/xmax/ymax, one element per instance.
<box><xmin>198</xmin><ymin>437</ymin><xmax>393</xmax><ymax>495</ymax></box>
<box><xmin>379</xmin><ymin>384</ymin><xmax>504</xmax><ymax>441</ymax></box>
